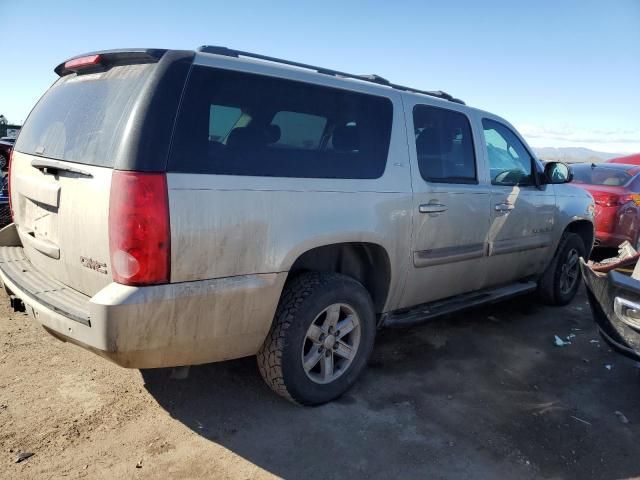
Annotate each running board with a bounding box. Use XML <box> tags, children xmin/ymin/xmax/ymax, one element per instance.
<box><xmin>380</xmin><ymin>281</ymin><xmax>537</xmax><ymax>328</ymax></box>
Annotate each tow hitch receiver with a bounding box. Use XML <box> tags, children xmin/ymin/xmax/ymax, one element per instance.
<box><xmin>9</xmin><ymin>295</ymin><xmax>25</xmax><ymax>313</ymax></box>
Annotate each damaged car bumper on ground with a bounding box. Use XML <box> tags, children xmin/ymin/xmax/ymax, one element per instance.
<box><xmin>581</xmin><ymin>256</ymin><xmax>640</xmax><ymax>362</ymax></box>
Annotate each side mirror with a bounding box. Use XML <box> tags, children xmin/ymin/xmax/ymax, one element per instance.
<box><xmin>544</xmin><ymin>161</ymin><xmax>573</xmax><ymax>184</ymax></box>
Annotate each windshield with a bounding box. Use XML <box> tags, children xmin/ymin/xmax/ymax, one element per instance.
<box><xmin>571</xmin><ymin>164</ymin><xmax>633</xmax><ymax>187</ymax></box>
<box><xmin>15</xmin><ymin>63</ymin><xmax>154</xmax><ymax>167</ymax></box>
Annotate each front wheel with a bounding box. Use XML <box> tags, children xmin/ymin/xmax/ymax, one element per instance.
<box><xmin>537</xmin><ymin>232</ymin><xmax>586</xmax><ymax>305</ymax></box>
<box><xmin>257</xmin><ymin>272</ymin><xmax>376</xmax><ymax>405</ymax></box>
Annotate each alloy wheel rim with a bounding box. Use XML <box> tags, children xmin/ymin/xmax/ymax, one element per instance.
<box><xmin>559</xmin><ymin>248</ymin><xmax>580</xmax><ymax>294</ymax></box>
<box><xmin>301</xmin><ymin>303</ymin><xmax>361</xmax><ymax>384</ymax></box>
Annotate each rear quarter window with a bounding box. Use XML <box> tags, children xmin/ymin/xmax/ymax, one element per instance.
<box><xmin>412</xmin><ymin>104</ymin><xmax>477</xmax><ymax>184</ymax></box>
<box><xmin>168</xmin><ymin>66</ymin><xmax>393</xmax><ymax>179</ymax></box>
<box><xmin>15</xmin><ymin>64</ymin><xmax>154</xmax><ymax>168</ymax></box>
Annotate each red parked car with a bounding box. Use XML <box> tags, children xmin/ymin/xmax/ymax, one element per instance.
<box><xmin>607</xmin><ymin>152</ymin><xmax>640</xmax><ymax>166</ymax></box>
<box><xmin>571</xmin><ymin>163</ymin><xmax>640</xmax><ymax>248</ymax></box>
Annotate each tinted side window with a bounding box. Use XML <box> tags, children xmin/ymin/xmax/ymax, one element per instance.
<box><xmin>169</xmin><ymin>66</ymin><xmax>393</xmax><ymax>178</ymax></box>
<box><xmin>270</xmin><ymin>111</ymin><xmax>327</xmax><ymax>149</ymax></box>
<box><xmin>208</xmin><ymin>105</ymin><xmax>242</xmax><ymax>142</ymax></box>
<box><xmin>412</xmin><ymin>105</ymin><xmax>476</xmax><ymax>184</ymax></box>
<box><xmin>482</xmin><ymin>119</ymin><xmax>534</xmax><ymax>186</ymax></box>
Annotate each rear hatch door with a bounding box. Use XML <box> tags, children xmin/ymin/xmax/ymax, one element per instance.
<box><xmin>11</xmin><ymin>60</ymin><xmax>157</xmax><ymax>297</ymax></box>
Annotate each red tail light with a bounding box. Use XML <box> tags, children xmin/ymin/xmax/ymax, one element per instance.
<box><xmin>593</xmin><ymin>194</ymin><xmax>621</xmax><ymax>207</ymax></box>
<box><xmin>109</xmin><ymin>171</ymin><xmax>170</xmax><ymax>285</ymax></box>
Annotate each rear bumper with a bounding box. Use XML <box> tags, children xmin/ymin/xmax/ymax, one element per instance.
<box><xmin>0</xmin><ymin>225</ymin><xmax>285</xmax><ymax>368</ymax></box>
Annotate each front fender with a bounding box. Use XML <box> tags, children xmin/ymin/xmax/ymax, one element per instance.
<box><xmin>552</xmin><ymin>184</ymin><xmax>595</xmax><ymax>252</ymax></box>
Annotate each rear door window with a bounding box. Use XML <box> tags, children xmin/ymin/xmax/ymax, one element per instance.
<box><xmin>15</xmin><ymin>64</ymin><xmax>154</xmax><ymax>167</ymax></box>
<box><xmin>168</xmin><ymin>66</ymin><xmax>393</xmax><ymax>179</ymax></box>
<box><xmin>412</xmin><ymin>105</ymin><xmax>477</xmax><ymax>184</ymax></box>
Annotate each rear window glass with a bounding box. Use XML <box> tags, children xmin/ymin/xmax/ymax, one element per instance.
<box><xmin>15</xmin><ymin>64</ymin><xmax>154</xmax><ymax>167</ymax></box>
<box><xmin>571</xmin><ymin>164</ymin><xmax>633</xmax><ymax>186</ymax></box>
<box><xmin>168</xmin><ymin>66</ymin><xmax>393</xmax><ymax>178</ymax></box>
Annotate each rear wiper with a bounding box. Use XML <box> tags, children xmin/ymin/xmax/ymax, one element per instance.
<box><xmin>31</xmin><ymin>159</ymin><xmax>93</xmax><ymax>178</ymax></box>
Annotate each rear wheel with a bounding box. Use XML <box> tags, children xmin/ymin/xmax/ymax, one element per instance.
<box><xmin>257</xmin><ymin>272</ymin><xmax>376</xmax><ymax>405</ymax></box>
<box><xmin>537</xmin><ymin>232</ymin><xmax>586</xmax><ymax>305</ymax></box>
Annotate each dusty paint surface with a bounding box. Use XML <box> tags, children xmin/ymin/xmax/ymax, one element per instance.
<box><xmin>10</xmin><ymin>151</ymin><xmax>113</xmax><ymax>297</ymax></box>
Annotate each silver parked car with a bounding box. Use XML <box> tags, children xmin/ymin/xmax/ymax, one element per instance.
<box><xmin>0</xmin><ymin>47</ymin><xmax>594</xmax><ymax>404</ymax></box>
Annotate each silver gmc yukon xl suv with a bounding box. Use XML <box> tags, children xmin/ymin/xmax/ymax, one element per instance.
<box><xmin>0</xmin><ymin>47</ymin><xmax>594</xmax><ymax>405</ymax></box>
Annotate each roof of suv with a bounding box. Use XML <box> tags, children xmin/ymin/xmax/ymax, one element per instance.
<box><xmin>54</xmin><ymin>46</ymin><xmax>520</xmax><ymax>152</ymax></box>
<box><xmin>193</xmin><ymin>46</ymin><xmax>513</xmax><ymax>128</ymax></box>
<box><xmin>58</xmin><ymin>46</ymin><xmax>478</xmax><ymax>111</ymax></box>
<box><xmin>197</xmin><ymin>45</ymin><xmax>467</xmax><ymax>106</ymax></box>
<box><xmin>196</xmin><ymin>45</ymin><xmax>532</xmax><ymax>140</ymax></box>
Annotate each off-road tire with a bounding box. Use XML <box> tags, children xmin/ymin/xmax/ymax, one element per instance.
<box><xmin>257</xmin><ymin>272</ymin><xmax>376</xmax><ymax>406</ymax></box>
<box><xmin>537</xmin><ymin>232</ymin><xmax>586</xmax><ymax>306</ymax></box>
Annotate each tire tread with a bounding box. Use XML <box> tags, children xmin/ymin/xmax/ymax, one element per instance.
<box><xmin>257</xmin><ymin>272</ymin><xmax>347</xmax><ymax>404</ymax></box>
<box><xmin>537</xmin><ymin>232</ymin><xmax>585</xmax><ymax>305</ymax></box>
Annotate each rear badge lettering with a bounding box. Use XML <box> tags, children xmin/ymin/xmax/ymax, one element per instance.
<box><xmin>80</xmin><ymin>256</ymin><xmax>108</xmax><ymax>275</ymax></box>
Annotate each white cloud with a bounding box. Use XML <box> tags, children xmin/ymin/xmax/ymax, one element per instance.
<box><xmin>517</xmin><ymin>123</ymin><xmax>640</xmax><ymax>154</ymax></box>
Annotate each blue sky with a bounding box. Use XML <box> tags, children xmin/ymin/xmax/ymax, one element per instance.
<box><xmin>1</xmin><ymin>0</ymin><xmax>639</xmax><ymax>153</ymax></box>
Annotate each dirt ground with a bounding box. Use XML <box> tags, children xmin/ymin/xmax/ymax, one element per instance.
<box><xmin>1</xmin><ymin>286</ymin><xmax>639</xmax><ymax>479</ymax></box>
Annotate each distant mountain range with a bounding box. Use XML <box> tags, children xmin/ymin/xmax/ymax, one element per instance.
<box><xmin>533</xmin><ymin>147</ymin><xmax>622</xmax><ymax>164</ymax></box>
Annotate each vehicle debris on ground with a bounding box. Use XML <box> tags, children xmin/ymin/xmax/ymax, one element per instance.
<box><xmin>581</xmin><ymin>240</ymin><xmax>640</xmax><ymax>362</ymax></box>
<box><xmin>14</xmin><ymin>452</ymin><xmax>34</xmax><ymax>464</ymax></box>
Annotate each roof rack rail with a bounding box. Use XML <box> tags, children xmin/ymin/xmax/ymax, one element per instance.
<box><xmin>197</xmin><ymin>45</ymin><xmax>465</xmax><ymax>105</ymax></box>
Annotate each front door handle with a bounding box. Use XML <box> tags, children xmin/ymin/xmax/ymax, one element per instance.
<box><xmin>419</xmin><ymin>203</ymin><xmax>447</xmax><ymax>214</ymax></box>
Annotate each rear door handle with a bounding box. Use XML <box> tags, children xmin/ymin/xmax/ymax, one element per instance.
<box><xmin>419</xmin><ymin>203</ymin><xmax>447</xmax><ymax>214</ymax></box>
